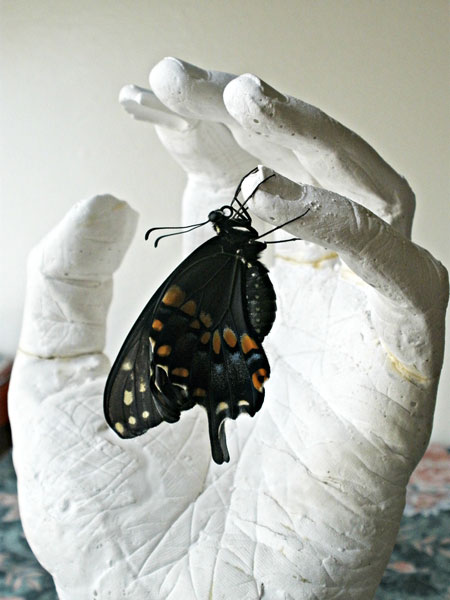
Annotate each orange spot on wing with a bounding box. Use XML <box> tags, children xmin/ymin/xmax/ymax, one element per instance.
<box><xmin>190</xmin><ymin>319</ymin><xmax>201</xmax><ymax>329</ymax></box>
<box><xmin>172</xmin><ymin>367</ymin><xmax>189</xmax><ymax>377</ymax></box>
<box><xmin>152</xmin><ymin>319</ymin><xmax>164</xmax><ymax>331</ymax></box>
<box><xmin>241</xmin><ymin>333</ymin><xmax>258</xmax><ymax>354</ymax></box>
<box><xmin>200</xmin><ymin>332</ymin><xmax>211</xmax><ymax>344</ymax></box>
<box><xmin>252</xmin><ymin>368</ymin><xmax>269</xmax><ymax>392</ymax></box>
<box><xmin>162</xmin><ymin>285</ymin><xmax>185</xmax><ymax>307</ymax></box>
<box><xmin>213</xmin><ymin>330</ymin><xmax>221</xmax><ymax>354</ymax></box>
<box><xmin>193</xmin><ymin>388</ymin><xmax>207</xmax><ymax>397</ymax></box>
<box><xmin>157</xmin><ymin>345</ymin><xmax>172</xmax><ymax>357</ymax></box>
<box><xmin>181</xmin><ymin>300</ymin><xmax>196</xmax><ymax>316</ymax></box>
<box><xmin>200</xmin><ymin>311</ymin><xmax>213</xmax><ymax>328</ymax></box>
<box><xmin>223</xmin><ymin>327</ymin><xmax>237</xmax><ymax>348</ymax></box>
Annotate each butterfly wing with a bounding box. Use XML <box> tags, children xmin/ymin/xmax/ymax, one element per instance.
<box><xmin>104</xmin><ymin>237</ymin><xmax>223</xmax><ymax>436</ymax></box>
<box><xmin>104</xmin><ymin>236</ymin><xmax>272</xmax><ymax>464</ymax></box>
<box><xmin>200</xmin><ymin>261</ymin><xmax>271</xmax><ymax>464</ymax></box>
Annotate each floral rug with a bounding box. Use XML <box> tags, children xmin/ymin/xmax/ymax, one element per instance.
<box><xmin>0</xmin><ymin>445</ymin><xmax>449</xmax><ymax>599</ymax></box>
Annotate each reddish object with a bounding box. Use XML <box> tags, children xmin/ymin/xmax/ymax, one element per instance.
<box><xmin>0</xmin><ymin>355</ymin><xmax>13</xmax><ymax>426</ymax></box>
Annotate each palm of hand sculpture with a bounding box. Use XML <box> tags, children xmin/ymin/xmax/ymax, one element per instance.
<box><xmin>9</xmin><ymin>58</ymin><xmax>448</xmax><ymax>600</ymax></box>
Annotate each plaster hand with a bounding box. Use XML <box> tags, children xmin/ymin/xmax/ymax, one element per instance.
<box><xmin>9</xmin><ymin>58</ymin><xmax>448</xmax><ymax>600</ymax></box>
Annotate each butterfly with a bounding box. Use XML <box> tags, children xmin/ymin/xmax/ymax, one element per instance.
<box><xmin>104</xmin><ymin>169</ymin><xmax>308</xmax><ymax>464</ymax></box>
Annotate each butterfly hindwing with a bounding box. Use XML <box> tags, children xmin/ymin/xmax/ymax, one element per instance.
<box><xmin>202</xmin><ymin>264</ymin><xmax>270</xmax><ymax>463</ymax></box>
<box><xmin>147</xmin><ymin>253</ymin><xmax>271</xmax><ymax>463</ymax></box>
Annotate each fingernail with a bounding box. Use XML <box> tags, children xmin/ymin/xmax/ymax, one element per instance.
<box><xmin>241</xmin><ymin>74</ymin><xmax>287</xmax><ymax>103</ymax></box>
<box><xmin>164</xmin><ymin>57</ymin><xmax>207</xmax><ymax>80</ymax></box>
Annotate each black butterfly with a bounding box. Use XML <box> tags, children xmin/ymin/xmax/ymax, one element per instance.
<box><xmin>104</xmin><ymin>170</ymin><xmax>307</xmax><ymax>464</ymax></box>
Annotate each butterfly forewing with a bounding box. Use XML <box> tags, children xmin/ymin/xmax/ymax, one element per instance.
<box><xmin>104</xmin><ymin>298</ymin><xmax>173</xmax><ymax>437</ymax></box>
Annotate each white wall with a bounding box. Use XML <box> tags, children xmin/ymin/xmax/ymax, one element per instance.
<box><xmin>1</xmin><ymin>0</ymin><xmax>449</xmax><ymax>442</ymax></box>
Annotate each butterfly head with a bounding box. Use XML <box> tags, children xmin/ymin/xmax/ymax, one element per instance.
<box><xmin>208</xmin><ymin>206</ymin><xmax>259</xmax><ymax>239</ymax></box>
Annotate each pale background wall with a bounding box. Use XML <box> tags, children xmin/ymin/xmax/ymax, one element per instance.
<box><xmin>1</xmin><ymin>0</ymin><xmax>448</xmax><ymax>442</ymax></box>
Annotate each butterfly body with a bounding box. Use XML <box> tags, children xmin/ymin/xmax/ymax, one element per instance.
<box><xmin>104</xmin><ymin>203</ymin><xmax>278</xmax><ymax>464</ymax></box>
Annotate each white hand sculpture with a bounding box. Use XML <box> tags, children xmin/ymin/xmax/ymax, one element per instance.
<box><xmin>9</xmin><ymin>58</ymin><xmax>448</xmax><ymax>600</ymax></box>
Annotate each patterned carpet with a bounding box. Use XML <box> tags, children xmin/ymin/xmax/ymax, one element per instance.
<box><xmin>0</xmin><ymin>445</ymin><xmax>449</xmax><ymax>599</ymax></box>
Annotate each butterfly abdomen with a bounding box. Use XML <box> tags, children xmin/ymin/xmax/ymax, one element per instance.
<box><xmin>245</xmin><ymin>261</ymin><xmax>277</xmax><ymax>339</ymax></box>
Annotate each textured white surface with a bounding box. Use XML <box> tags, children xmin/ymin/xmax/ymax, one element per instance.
<box><xmin>9</xmin><ymin>59</ymin><xmax>448</xmax><ymax>599</ymax></box>
<box><xmin>2</xmin><ymin>1</ymin><xmax>450</xmax><ymax>444</ymax></box>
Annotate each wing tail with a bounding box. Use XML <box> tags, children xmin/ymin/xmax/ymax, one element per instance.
<box><xmin>207</xmin><ymin>399</ymin><xmax>230</xmax><ymax>465</ymax></box>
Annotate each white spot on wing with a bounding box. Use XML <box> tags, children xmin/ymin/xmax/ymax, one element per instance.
<box><xmin>216</xmin><ymin>402</ymin><xmax>229</xmax><ymax>414</ymax></box>
<box><xmin>124</xmin><ymin>390</ymin><xmax>133</xmax><ymax>405</ymax></box>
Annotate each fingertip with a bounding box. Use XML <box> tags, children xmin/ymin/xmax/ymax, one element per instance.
<box><xmin>224</xmin><ymin>74</ymin><xmax>287</xmax><ymax>129</ymax></box>
<box><xmin>39</xmin><ymin>195</ymin><xmax>139</xmax><ymax>281</ymax></box>
<box><xmin>73</xmin><ymin>194</ymin><xmax>138</xmax><ymax>243</ymax></box>
<box><xmin>149</xmin><ymin>57</ymin><xmax>234</xmax><ymax>123</ymax></box>
<box><xmin>119</xmin><ymin>83</ymin><xmax>192</xmax><ymax>130</ymax></box>
<box><xmin>225</xmin><ymin>73</ymin><xmax>287</xmax><ymax>104</ymax></box>
<box><xmin>150</xmin><ymin>57</ymin><xmax>208</xmax><ymax>84</ymax></box>
<box><xmin>118</xmin><ymin>84</ymin><xmax>153</xmax><ymax>121</ymax></box>
<box><xmin>241</xmin><ymin>165</ymin><xmax>306</xmax><ymax>205</ymax></box>
<box><xmin>149</xmin><ymin>57</ymin><xmax>205</xmax><ymax>104</ymax></box>
<box><xmin>118</xmin><ymin>84</ymin><xmax>140</xmax><ymax>107</ymax></box>
<box><xmin>20</xmin><ymin>196</ymin><xmax>140</xmax><ymax>358</ymax></box>
<box><xmin>240</xmin><ymin>165</ymin><xmax>276</xmax><ymax>199</ymax></box>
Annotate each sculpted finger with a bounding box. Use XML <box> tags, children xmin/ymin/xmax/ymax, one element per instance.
<box><xmin>19</xmin><ymin>195</ymin><xmax>138</xmax><ymax>359</ymax></box>
<box><xmin>149</xmin><ymin>57</ymin><xmax>236</xmax><ymax>125</ymax></box>
<box><xmin>225</xmin><ymin>75</ymin><xmax>415</xmax><ymax>236</ymax></box>
<box><xmin>243</xmin><ymin>167</ymin><xmax>448</xmax><ymax>377</ymax></box>
<box><xmin>145</xmin><ymin>58</ymin><xmax>257</xmax><ymax>227</ymax></box>
<box><xmin>150</xmin><ymin>58</ymin><xmax>309</xmax><ymax>184</ymax></box>
<box><xmin>119</xmin><ymin>84</ymin><xmax>193</xmax><ymax>130</ymax></box>
<box><xmin>120</xmin><ymin>81</ymin><xmax>254</xmax><ymax>190</ymax></box>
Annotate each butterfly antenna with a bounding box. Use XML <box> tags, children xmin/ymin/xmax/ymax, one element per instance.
<box><xmin>232</xmin><ymin>196</ymin><xmax>251</xmax><ymax>221</ymax></box>
<box><xmin>145</xmin><ymin>219</ymin><xmax>209</xmax><ymax>241</ymax></box>
<box><xmin>264</xmin><ymin>238</ymin><xmax>303</xmax><ymax>244</ymax></box>
<box><xmin>256</xmin><ymin>208</ymin><xmax>310</xmax><ymax>240</ymax></box>
<box><xmin>153</xmin><ymin>222</ymin><xmax>208</xmax><ymax>247</ymax></box>
<box><xmin>230</xmin><ymin>166</ymin><xmax>259</xmax><ymax>207</ymax></box>
<box><xmin>232</xmin><ymin>172</ymin><xmax>277</xmax><ymax>220</ymax></box>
